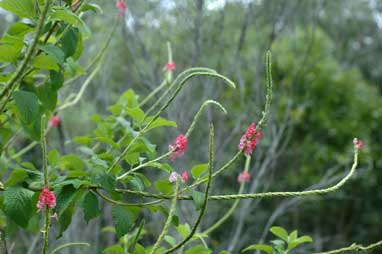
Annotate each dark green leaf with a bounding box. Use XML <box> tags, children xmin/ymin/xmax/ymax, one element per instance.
<box><xmin>111</xmin><ymin>205</ymin><xmax>137</xmax><ymax>238</ymax></box>
<box><xmin>3</xmin><ymin>187</ymin><xmax>34</xmax><ymax>228</ymax></box>
<box><xmin>82</xmin><ymin>191</ymin><xmax>101</xmax><ymax>223</ymax></box>
<box><xmin>191</xmin><ymin>190</ymin><xmax>205</xmax><ymax>210</ymax></box>
<box><xmin>92</xmin><ymin>173</ymin><xmax>116</xmax><ymax>192</ymax></box>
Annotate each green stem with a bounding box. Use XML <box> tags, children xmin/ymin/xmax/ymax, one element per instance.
<box><xmin>0</xmin><ymin>0</ymin><xmax>52</xmax><ymax>107</ymax></box>
<box><xmin>50</xmin><ymin>242</ymin><xmax>90</xmax><ymax>254</ymax></box>
<box><xmin>163</xmin><ymin>124</ymin><xmax>214</xmax><ymax>254</ymax></box>
<box><xmin>92</xmin><ymin>189</ymin><xmax>162</xmax><ymax>207</ymax></box>
<box><xmin>203</xmin><ymin>155</ymin><xmax>250</xmax><ymax>235</ymax></box>
<box><xmin>42</xmin><ymin>209</ymin><xmax>51</xmax><ymax>254</ymax></box>
<box><xmin>316</xmin><ymin>240</ymin><xmax>382</xmax><ymax>254</ymax></box>
<box><xmin>149</xmin><ymin>179</ymin><xmax>180</xmax><ymax>254</ymax></box>
<box><xmin>41</xmin><ymin>115</ymin><xmax>48</xmax><ymax>186</ymax></box>
<box><xmin>257</xmin><ymin>50</ymin><xmax>273</xmax><ymax>131</ymax></box>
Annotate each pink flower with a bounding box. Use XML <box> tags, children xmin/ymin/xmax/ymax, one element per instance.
<box><xmin>165</xmin><ymin>61</ymin><xmax>176</xmax><ymax>71</ymax></box>
<box><xmin>238</xmin><ymin>123</ymin><xmax>261</xmax><ymax>155</ymax></box>
<box><xmin>169</xmin><ymin>134</ymin><xmax>188</xmax><ymax>160</ymax></box>
<box><xmin>237</xmin><ymin>171</ymin><xmax>251</xmax><ymax>183</ymax></box>
<box><xmin>116</xmin><ymin>0</ymin><xmax>127</xmax><ymax>13</ymax></box>
<box><xmin>181</xmin><ymin>171</ymin><xmax>188</xmax><ymax>184</ymax></box>
<box><xmin>169</xmin><ymin>172</ymin><xmax>179</xmax><ymax>183</ymax></box>
<box><xmin>37</xmin><ymin>187</ymin><xmax>56</xmax><ymax>212</ymax></box>
<box><xmin>353</xmin><ymin>138</ymin><xmax>364</xmax><ymax>149</ymax></box>
<box><xmin>49</xmin><ymin>115</ymin><xmax>61</xmax><ymax>128</ymax></box>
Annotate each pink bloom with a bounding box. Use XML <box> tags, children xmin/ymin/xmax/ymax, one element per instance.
<box><xmin>353</xmin><ymin>138</ymin><xmax>364</xmax><ymax>149</ymax></box>
<box><xmin>169</xmin><ymin>172</ymin><xmax>178</xmax><ymax>183</ymax></box>
<box><xmin>181</xmin><ymin>171</ymin><xmax>188</xmax><ymax>183</ymax></box>
<box><xmin>49</xmin><ymin>115</ymin><xmax>61</xmax><ymax>128</ymax></box>
<box><xmin>238</xmin><ymin>123</ymin><xmax>261</xmax><ymax>155</ymax></box>
<box><xmin>116</xmin><ymin>0</ymin><xmax>127</xmax><ymax>13</ymax></box>
<box><xmin>165</xmin><ymin>61</ymin><xmax>176</xmax><ymax>72</ymax></box>
<box><xmin>169</xmin><ymin>134</ymin><xmax>188</xmax><ymax>160</ymax></box>
<box><xmin>237</xmin><ymin>171</ymin><xmax>251</xmax><ymax>183</ymax></box>
<box><xmin>37</xmin><ymin>187</ymin><xmax>56</xmax><ymax>211</ymax></box>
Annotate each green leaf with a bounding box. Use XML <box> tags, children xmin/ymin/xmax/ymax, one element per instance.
<box><xmin>128</xmin><ymin>176</ymin><xmax>145</xmax><ymax>191</ymax></box>
<box><xmin>164</xmin><ymin>235</ymin><xmax>177</xmax><ymax>247</ymax></box>
<box><xmin>288</xmin><ymin>236</ymin><xmax>313</xmax><ymax>251</ymax></box>
<box><xmin>13</xmin><ymin>90</ymin><xmax>41</xmax><ymax>140</ymax></box>
<box><xmin>176</xmin><ymin>223</ymin><xmax>191</xmax><ymax>239</ymax></box>
<box><xmin>3</xmin><ymin>187</ymin><xmax>34</xmax><ymax>228</ymax></box>
<box><xmin>126</xmin><ymin>107</ymin><xmax>145</xmax><ymax>126</ymax></box>
<box><xmin>58</xmin><ymin>154</ymin><xmax>84</xmax><ymax>171</ymax></box>
<box><xmin>143</xmin><ymin>116</ymin><xmax>177</xmax><ymax>131</ymax></box>
<box><xmin>60</xmin><ymin>27</ymin><xmax>79</xmax><ymax>58</ymax></box>
<box><xmin>103</xmin><ymin>245</ymin><xmax>124</xmax><ymax>254</ymax></box>
<box><xmin>92</xmin><ymin>173</ymin><xmax>116</xmax><ymax>192</ymax></box>
<box><xmin>184</xmin><ymin>245</ymin><xmax>211</xmax><ymax>254</ymax></box>
<box><xmin>111</xmin><ymin>205</ymin><xmax>137</xmax><ymax>238</ymax></box>
<box><xmin>50</xmin><ymin>70</ymin><xmax>64</xmax><ymax>90</ymax></box>
<box><xmin>242</xmin><ymin>244</ymin><xmax>273</xmax><ymax>254</ymax></box>
<box><xmin>48</xmin><ymin>149</ymin><xmax>60</xmax><ymax>167</ymax></box>
<box><xmin>6</xmin><ymin>22</ymin><xmax>34</xmax><ymax>37</ymax></box>
<box><xmin>146</xmin><ymin>162</ymin><xmax>172</xmax><ymax>172</ymax></box>
<box><xmin>55</xmin><ymin>184</ymin><xmax>80</xmax><ymax>217</ymax></box>
<box><xmin>0</xmin><ymin>44</ymin><xmax>20</xmax><ymax>63</ymax></box>
<box><xmin>36</xmin><ymin>82</ymin><xmax>58</xmax><ymax>112</ymax></box>
<box><xmin>38</xmin><ymin>44</ymin><xmax>65</xmax><ymax>65</ymax></box>
<box><xmin>82</xmin><ymin>191</ymin><xmax>101</xmax><ymax>223</ymax></box>
<box><xmin>0</xmin><ymin>0</ymin><xmax>35</xmax><ymax>19</ymax></box>
<box><xmin>191</xmin><ymin>164</ymin><xmax>209</xmax><ymax>179</ymax></box>
<box><xmin>5</xmin><ymin>168</ymin><xmax>28</xmax><ymax>186</ymax></box>
<box><xmin>270</xmin><ymin>226</ymin><xmax>289</xmax><ymax>241</ymax></box>
<box><xmin>50</xmin><ymin>8</ymin><xmax>91</xmax><ymax>38</ymax></box>
<box><xmin>191</xmin><ymin>190</ymin><xmax>205</xmax><ymax>210</ymax></box>
<box><xmin>31</xmin><ymin>54</ymin><xmax>59</xmax><ymax>71</ymax></box>
<box><xmin>154</xmin><ymin>179</ymin><xmax>173</xmax><ymax>194</ymax></box>
<box><xmin>82</xmin><ymin>3</ymin><xmax>103</xmax><ymax>14</ymax></box>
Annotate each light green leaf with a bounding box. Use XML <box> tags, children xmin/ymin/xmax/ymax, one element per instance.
<box><xmin>288</xmin><ymin>235</ymin><xmax>313</xmax><ymax>251</ymax></box>
<box><xmin>164</xmin><ymin>235</ymin><xmax>177</xmax><ymax>247</ymax></box>
<box><xmin>270</xmin><ymin>226</ymin><xmax>289</xmax><ymax>241</ymax></box>
<box><xmin>5</xmin><ymin>168</ymin><xmax>28</xmax><ymax>186</ymax></box>
<box><xmin>126</xmin><ymin>107</ymin><xmax>145</xmax><ymax>126</ymax></box>
<box><xmin>36</xmin><ymin>82</ymin><xmax>58</xmax><ymax>112</ymax></box>
<box><xmin>48</xmin><ymin>149</ymin><xmax>60</xmax><ymax>167</ymax></box>
<box><xmin>0</xmin><ymin>44</ymin><xmax>20</xmax><ymax>63</ymax></box>
<box><xmin>0</xmin><ymin>0</ymin><xmax>35</xmax><ymax>19</ymax></box>
<box><xmin>31</xmin><ymin>54</ymin><xmax>59</xmax><ymax>71</ymax></box>
<box><xmin>191</xmin><ymin>190</ymin><xmax>205</xmax><ymax>210</ymax></box>
<box><xmin>154</xmin><ymin>179</ymin><xmax>173</xmax><ymax>194</ymax></box>
<box><xmin>143</xmin><ymin>116</ymin><xmax>177</xmax><ymax>131</ymax></box>
<box><xmin>6</xmin><ymin>22</ymin><xmax>34</xmax><ymax>37</ymax></box>
<box><xmin>82</xmin><ymin>191</ymin><xmax>101</xmax><ymax>223</ymax></box>
<box><xmin>38</xmin><ymin>44</ymin><xmax>65</xmax><ymax>65</ymax></box>
<box><xmin>58</xmin><ymin>154</ymin><xmax>84</xmax><ymax>171</ymax></box>
<box><xmin>102</xmin><ymin>245</ymin><xmax>124</xmax><ymax>254</ymax></box>
<box><xmin>3</xmin><ymin>187</ymin><xmax>34</xmax><ymax>228</ymax></box>
<box><xmin>242</xmin><ymin>244</ymin><xmax>273</xmax><ymax>254</ymax></box>
<box><xmin>111</xmin><ymin>205</ymin><xmax>137</xmax><ymax>238</ymax></box>
<box><xmin>176</xmin><ymin>223</ymin><xmax>191</xmax><ymax>239</ymax></box>
<box><xmin>184</xmin><ymin>245</ymin><xmax>211</xmax><ymax>254</ymax></box>
<box><xmin>191</xmin><ymin>164</ymin><xmax>208</xmax><ymax>179</ymax></box>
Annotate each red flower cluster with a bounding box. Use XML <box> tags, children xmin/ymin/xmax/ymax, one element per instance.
<box><xmin>237</xmin><ymin>171</ymin><xmax>251</xmax><ymax>183</ymax></box>
<box><xmin>49</xmin><ymin>115</ymin><xmax>61</xmax><ymax>127</ymax></box>
<box><xmin>238</xmin><ymin>123</ymin><xmax>261</xmax><ymax>155</ymax></box>
<box><xmin>165</xmin><ymin>61</ymin><xmax>176</xmax><ymax>71</ymax></box>
<box><xmin>353</xmin><ymin>138</ymin><xmax>364</xmax><ymax>149</ymax></box>
<box><xmin>181</xmin><ymin>170</ymin><xmax>188</xmax><ymax>183</ymax></box>
<box><xmin>36</xmin><ymin>187</ymin><xmax>56</xmax><ymax>211</ymax></box>
<box><xmin>169</xmin><ymin>134</ymin><xmax>188</xmax><ymax>160</ymax></box>
<box><xmin>116</xmin><ymin>0</ymin><xmax>127</xmax><ymax>13</ymax></box>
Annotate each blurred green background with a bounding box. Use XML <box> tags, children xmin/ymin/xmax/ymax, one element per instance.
<box><xmin>1</xmin><ymin>0</ymin><xmax>381</xmax><ymax>253</ymax></box>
